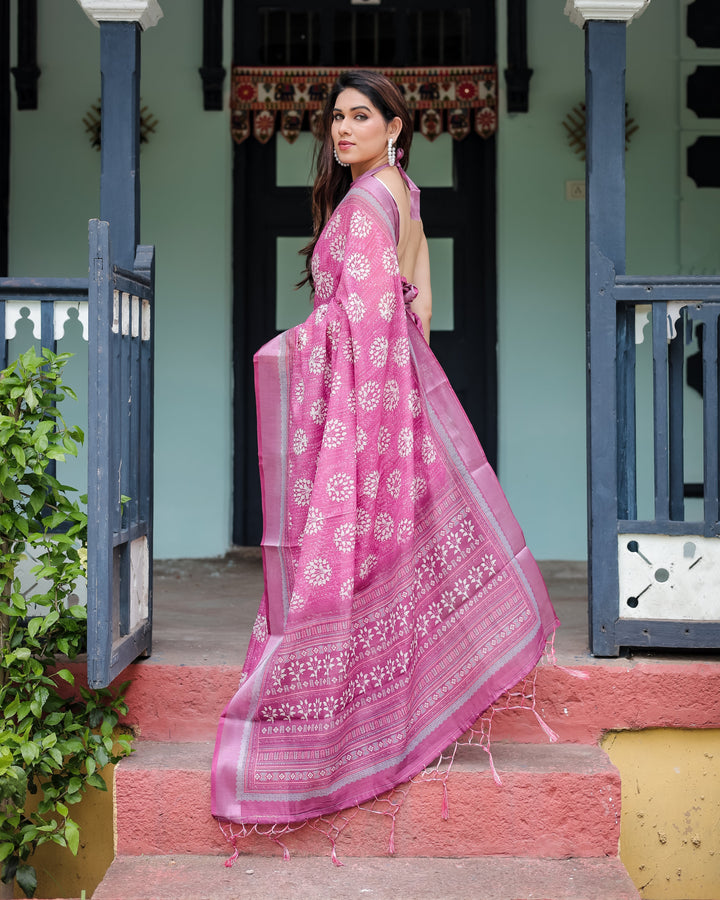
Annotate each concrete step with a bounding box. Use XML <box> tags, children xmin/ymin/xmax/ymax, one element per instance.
<box><xmin>108</xmin><ymin>657</ymin><xmax>720</xmax><ymax>744</ymax></box>
<box><xmin>93</xmin><ymin>854</ymin><xmax>640</xmax><ymax>900</ymax></box>
<box><xmin>114</xmin><ymin>741</ymin><xmax>620</xmax><ymax>859</ymax></box>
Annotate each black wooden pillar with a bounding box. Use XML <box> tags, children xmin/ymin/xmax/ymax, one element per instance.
<box><xmin>11</xmin><ymin>0</ymin><xmax>39</xmax><ymax>110</ymax></box>
<box><xmin>585</xmin><ymin>21</ymin><xmax>627</xmax><ymax>656</ymax></box>
<box><xmin>99</xmin><ymin>22</ymin><xmax>141</xmax><ymax>272</ymax></box>
<box><xmin>0</xmin><ymin>0</ymin><xmax>9</xmax><ymax>277</ymax></box>
<box><xmin>200</xmin><ymin>0</ymin><xmax>225</xmax><ymax>110</ymax></box>
<box><xmin>505</xmin><ymin>0</ymin><xmax>532</xmax><ymax>113</ymax></box>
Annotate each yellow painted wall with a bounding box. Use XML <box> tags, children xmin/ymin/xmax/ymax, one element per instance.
<box><xmin>12</xmin><ymin>765</ymin><xmax>115</xmax><ymax>900</ymax></box>
<box><xmin>603</xmin><ymin>729</ymin><xmax>720</xmax><ymax>900</ymax></box>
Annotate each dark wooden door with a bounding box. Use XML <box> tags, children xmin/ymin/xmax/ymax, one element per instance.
<box><xmin>233</xmin><ymin>1</ymin><xmax>497</xmax><ymax>544</ymax></box>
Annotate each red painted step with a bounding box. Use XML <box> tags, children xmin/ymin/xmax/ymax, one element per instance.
<box><xmin>93</xmin><ymin>854</ymin><xmax>640</xmax><ymax>900</ymax></box>
<box><xmin>114</xmin><ymin>741</ymin><xmax>621</xmax><ymax>859</ymax></box>
<box><xmin>112</xmin><ymin>658</ymin><xmax>720</xmax><ymax>744</ymax></box>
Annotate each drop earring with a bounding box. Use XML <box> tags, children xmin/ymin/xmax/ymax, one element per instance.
<box><xmin>333</xmin><ymin>148</ymin><xmax>350</xmax><ymax>167</ymax></box>
<box><xmin>387</xmin><ymin>138</ymin><xmax>396</xmax><ymax>167</ymax></box>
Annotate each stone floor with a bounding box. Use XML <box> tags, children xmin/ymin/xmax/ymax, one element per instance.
<box><xmin>148</xmin><ymin>550</ymin><xmax>719</xmax><ymax>669</ymax></box>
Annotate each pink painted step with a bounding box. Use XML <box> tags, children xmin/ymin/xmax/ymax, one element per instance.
<box><xmin>93</xmin><ymin>854</ymin><xmax>640</xmax><ymax>900</ymax></box>
<box><xmin>114</xmin><ymin>741</ymin><xmax>620</xmax><ymax>859</ymax></box>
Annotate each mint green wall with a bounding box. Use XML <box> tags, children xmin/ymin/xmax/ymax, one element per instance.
<box><xmin>8</xmin><ymin>1</ymin><xmax>233</xmax><ymax>558</ymax></box>
<box><xmin>8</xmin><ymin>2</ymin><xmax>688</xmax><ymax>561</ymax></box>
<box><xmin>496</xmin><ymin>4</ymin><xmax>586</xmax><ymax>560</ymax></box>
<box><xmin>496</xmin><ymin>0</ymin><xmax>678</xmax><ymax>560</ymax></box>
<box><xmin>9</xmin><ymin>3</ymin><xmax>99</xmax><ymax>273</ymax></box>
<box><xmin>141</xmin><ymin>4</ymin><xmax>233</xmax><ymax>558</ymax></box>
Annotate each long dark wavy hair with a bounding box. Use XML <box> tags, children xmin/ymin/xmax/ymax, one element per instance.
<box><xmin>299</xmin><ymin>70</ymin><xmax>414</xmax><ymax>289</ymax></box>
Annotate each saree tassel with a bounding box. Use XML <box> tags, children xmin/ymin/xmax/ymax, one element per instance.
<box><xmin>555</xmin><ymin>663</ymin><xmax>590</xmax><ymax>680</ymax></box>
<box><xmin>441</xmin><ymin>781</ymin><xmax>449</xmax><ymax>821</ymax></box>
<box><xmin>330</xmin><ymin>839</ymin><xmax>344</xmax><ymax>867</ymax></box>
<box><xmin>223</xmin><ymin>842</ymin><xmax>239</xmax><ymax>868</ymax></box>
<box><xmin>483</xmin><ymin>745</ymin><xmax>503</xmax><ymax>786</ymax></box>
<box><xmin>388</xmin><ymin>812</ymin><xmax>397</xmax><ymax>854</ymax></box>
<box><xmin>533</xmin><ymin>709</ymin><xmax>559</xmax><ymax>743</ymax></box>
<box><xmin>271</xmin><ymin>834</ymin><xmax>291</xmax><ymax>861</ymax></box>
<box><xmin>545</xmin><ymin>632</ymin><xmax>590</xmax><ymax>679</ymax></box>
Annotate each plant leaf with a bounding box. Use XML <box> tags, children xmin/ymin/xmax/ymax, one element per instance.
<box><xmin>23</xmin><ymin>385</ymin><xmax>38</xmax><ymax>411</ymax></box>
<box><xmin>85</xmin><ymin>772</ymin><xmax>106</xmax><ymax>791</ymax></box>
<box><xmin>20</xmin><ymin>742</ymin><xmax>39</xmax><ymax>765</ymax></box>
<box><xmin>15</xmin><ymin>863</ymin><xmax>37</xmax><ymax>898</ymax></box>
<box><xmin>11</xmin><ymin>445</ymin><xmax>26</xmax><ymax>468</ymax></box>
<box><xmin>64</xmin><ymin>819</ymin><xmax>80</xmax><ymax>856</ymax></box>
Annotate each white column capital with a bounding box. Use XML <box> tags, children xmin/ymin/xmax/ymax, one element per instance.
<box><xmin>564</xmin><ymin>0</ymin><xmax>650</xmax><ymax>28</ymax></box>
<box><xmin>77</xmin><ymin>0</ymin><xmax>163</xmax><ymax>30</ymax></box>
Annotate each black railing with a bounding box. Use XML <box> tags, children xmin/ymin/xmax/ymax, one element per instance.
<box><xmin>613</xmin><ymin>278</ymin><xmax>720</xmax><ymax>538</ymax></box>
<box><xmin>0</xmin><ymin>278</ymin><xmax>89</xmax><ymax>368</ymax></box>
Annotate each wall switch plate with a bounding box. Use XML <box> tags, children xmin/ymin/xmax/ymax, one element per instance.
<box><xmin>566</xmin><ymin>180</ymin><xmax>586</xmax><ymax>200</ymax></box>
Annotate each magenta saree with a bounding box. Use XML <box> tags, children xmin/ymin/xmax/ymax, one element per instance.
<box><xmin>212</xmin><ymin>166</ymin><xmax>558</xmax><ymax>827</ymax></box>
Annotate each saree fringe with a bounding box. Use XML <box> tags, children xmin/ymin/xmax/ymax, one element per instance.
<box><xmin>218</xmin><ymin>635</ymin><xmax>587</xmax><ymax>867</ymax></box>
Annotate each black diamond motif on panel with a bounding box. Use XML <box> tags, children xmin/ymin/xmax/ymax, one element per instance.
<box><xmin>687</xmin><ymin>0</ymin><xmax>720</xmax><ymax>48</ymax></box>
<box><xmin>687</xmin><ymin>135</ymin><xmax>720</xmax><ymax>188</ymax></box>
<box><xmin>687</xmin><ymin>66</ymin><xmax>720</xmax><ymax>119</ymax></box>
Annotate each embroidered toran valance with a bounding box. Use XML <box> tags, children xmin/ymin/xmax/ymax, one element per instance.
<box><xmin>230</xmin><ymin>66</ymin><xmax>497</xmax><ymax>145</ymax></box>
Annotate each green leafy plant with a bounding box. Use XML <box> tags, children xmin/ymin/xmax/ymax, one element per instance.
<box><xmin>0</xmin><ymin>349</ymin><xmax>133</xmax><ymax>898</ymax></box>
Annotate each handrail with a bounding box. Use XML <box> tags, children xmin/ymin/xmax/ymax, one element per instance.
<box><xmin>615</xmin><ymin>274</ymin><xmax>720</xmax><ymax>286</ymax></box>
<box><xmin>0</xmin><ymin>277</ymin><xmax>89</xmax><ymax>299</ymax></box>
<box><xmin>613</xmin><ymin>279</ymin><xmax>720</xmax><ymax>303</ymax></box>
<box><xmin>113</xmin><ymin>266</ymin><xmax>152</xmax><ymax>290</ymax></box>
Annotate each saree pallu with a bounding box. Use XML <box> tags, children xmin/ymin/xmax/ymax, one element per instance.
<box><xmin>212</xmin><ymin>169</ymin><xmax>558</xmax><ymax>826</ymax></box>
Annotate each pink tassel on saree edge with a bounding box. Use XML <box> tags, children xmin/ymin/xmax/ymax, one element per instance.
<box><xmin>482</xmin><ymin>744</ymin><xmax>503</xmax><ymax>787</ymax></box>
<box><xmin>330</xmin><ymin>838</ymin><xmax>344</xmax><ymax>867</ymax></box>
<box><xmin>271</xmin><ymin>834</ymin><xmax>291</xmax><ymax>861</ymax></box>
<box><xmin>218</xmin><ymin>819</ymin><xmax>240</xmax><ymax>868</ymax></box>
<box><xmin>545</xmin><ymin>631</ymin><xmax>590</xmax><ymax>680</ymax></box>
<box><xmin>441</xmin><ymin>780</ymin><xmax>449</xmax><ymax>820</ymax></box>
<box><xmin>533</xmin><ymin>709</ymin><xmax>560</xmax><ymax>743</ymax></box>
<box><xmin>223</xmin><ymin>843</ymin><xmax>239</xmax><ymax>868</ymax></box>
<box><xmin>388</xmin><ymin>811</ymin><xmax>397</xmax><ymax>854</ymax></box>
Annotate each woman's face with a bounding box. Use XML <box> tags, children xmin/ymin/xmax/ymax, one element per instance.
<box><xmin>331</xmin><ymin>87</ymin><xmax>401</xmax><ymax>178</ymax></box>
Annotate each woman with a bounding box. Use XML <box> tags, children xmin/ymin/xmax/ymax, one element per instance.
<box><xmin>212</xmin><ymin>71</ymin><xmax>558</xmax><ymax>834</ymax></box>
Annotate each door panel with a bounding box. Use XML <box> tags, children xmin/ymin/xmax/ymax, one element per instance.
<box><xmin>233</xmin><ymin>1</ymin><xmax>497</xmax><ymax>545</ymax></box>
